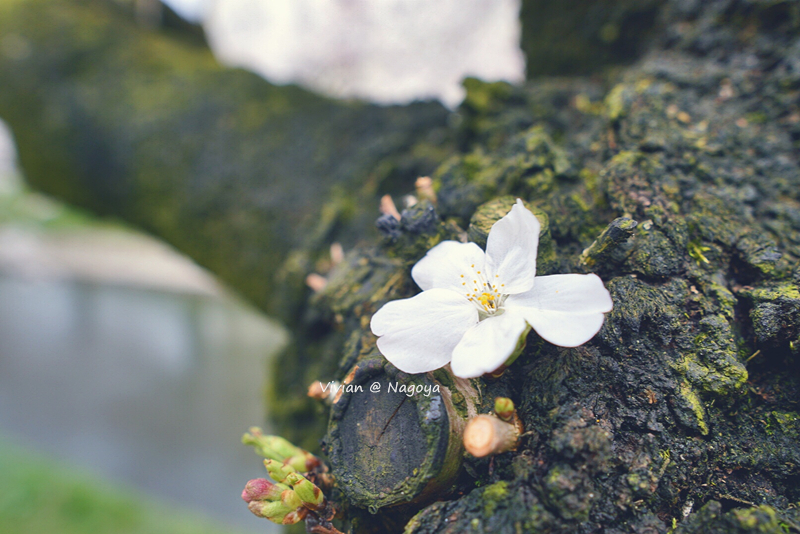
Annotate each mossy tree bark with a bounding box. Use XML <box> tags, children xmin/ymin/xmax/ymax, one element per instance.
<box><xmin>2</xmin><ymin>0</ymin><xmax>800</xmax><ymax>533</ymax></box>
<box><xmin>301</xmin><ymin>1</ymin><xmax>800</xmax><ymax>532</ymax></box>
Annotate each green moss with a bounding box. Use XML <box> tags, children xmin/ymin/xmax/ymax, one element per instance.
<box><xmin>542</xmin><ymin>464</ymin><xmax>593</xmax><ymax>522</ymax></box>
<box><xmin>678</xmin><ymin>381</ymin><xmax>710</xmax><ymax>436</ymax></box>
<box><xmin>731</xmin><ymin>506</ymin><xmax>783</xmax><ymax>532</ymax></box>
<box><xmin>688</xmin><ymin>240</ymin><xmax>712</xmax><ymax>265</ymax></box>
<box><xmin>627</xmin><ymin>222</ymin><xmax>685</xmax><ymax>278</ymax></box>
<box><xmin>744</xmin><ymin>284</ymin><xmax>800</xmax><ymax>302</ymax></box>
<box><xmin>740</xmin><ymin>283</ymin><xmax>800</xmax><ymax>346</ymax></box>
<box><xmin>605</xmin><ymin>84</ymin><xmax>632</xmax><ymax>121</ymax></box>
<box><xmin>768</xmin><ymin>411</ymin><xmax>800</xmax><ymax>440</ymax></box>
<box><xmin>707</xmin><ymin>283</ymin><xmax>737</xmax><ymax>320</ymax></box>
<box><xmin>676</xmin><ymin>501</ymin><xmax>790</xmax><ymax>534</ymax></box>
<box><xmin>481</xmin><ymin>481</ymin><xmax>509</xmax><ymax>516</ymax></box>
<box><xmin>405</xmin><ymin>480</ymin><xmax>556</xmax><ymax>533</ymax></box>
<box><xmin>462</xmin><ymin>78</ymin><xmax>514</xmax><ymax>115</ymax></box>
<box><xmin>672</xmin><ymin>355</ymin><xmax>748</xmax><ymax>397</ymax></box>
<box><xmin>435</xmin><ymin>125</ymin><xmax>582</xmax><ymax>229</ymax></box>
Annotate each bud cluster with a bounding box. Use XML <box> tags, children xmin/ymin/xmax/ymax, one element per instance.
<box><xmin>242</xmin><ymin>426</ymin><xmax>321</xmax><ymax>472</ymax></box>
<box><xmin>241</xmin><ymin>429</ymin><xmax>328</xmax><ymax>526</ymax></box>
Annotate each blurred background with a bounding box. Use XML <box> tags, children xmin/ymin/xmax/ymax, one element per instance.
<box><xmin>0</xmin><ymin>104</ymin><xmax>289</xmax><ymax>533</ymax></box>
<box><xmin>0</xmin><ymin>0</ymin><xmax>524</xmax><ymax>532</ymax></box>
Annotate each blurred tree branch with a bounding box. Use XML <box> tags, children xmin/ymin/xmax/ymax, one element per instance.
<box><xmin>0</xmin><ymin>0</ymin><xmax>451</xmax><ymax>321</ymax></box>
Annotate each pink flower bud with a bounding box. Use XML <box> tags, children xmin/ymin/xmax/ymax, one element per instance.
<box><xmin>241</xmin><ymin>478</ymin><xmax>286</xmax><ymax>502</ymax></box>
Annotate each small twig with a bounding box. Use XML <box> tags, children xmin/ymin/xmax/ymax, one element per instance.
<box><xmin>463</xmin><ymin>414</ymin><xmax>520</xmax><ymax>457</ymax></box>
<box><xmin>306</xmin><ymin>273</ymin><xmax>328</xmax><ymax>292</ymax></box>
<box><xmin>415</xmin><ymin>176</ymin><xmax>436</xmax><ymax>203</ymax></box>
<box><xmin>307</xmin><ymin>381</ymin><xmax>339</xmax><ymax>404</ymax></box>
<box><xmin>745</xmin><ymin>349</ymin><xmax>761</xmax><ymax>363</ymax></box>
<box><xmin>329</xmin><ymin>243</ymin><xmax>344</xmax><ymax>266</ymax></box>
<box><xmin>379</xmin><ymin>194</ymin><xmax>401</xmax><ymax>221</ymax></box>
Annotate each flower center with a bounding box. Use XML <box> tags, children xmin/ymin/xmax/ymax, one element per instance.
<box><xmin>478</xmin><ymin>292</ymin><xmax>497</xmax><ymax>310</ymax></box>
<box><xmin>461</xmin><ymin>264</ymin><xmax>506</xmax><ymax>317</ymax></box>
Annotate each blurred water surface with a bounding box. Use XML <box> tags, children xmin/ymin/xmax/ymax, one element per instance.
<box><xmin>0</xmin><ymin>125</ymin><xmax>285</xmax><ymax>532</ymax></box>
<box><xmin>0</xmin><ymin>272</ymin><xmax>285</xmax><ymax>533</ymax></box>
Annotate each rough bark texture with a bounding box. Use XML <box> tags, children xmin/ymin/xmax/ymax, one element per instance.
<box><xmin>520</xmin><ymin>0</ymin><xmax>665</xmax><ymax>77</ymax></box>
<box><xmin>2</xmin><ymin>1</ymin><xmax>800</xmax><ymax>533</ymax></box>
<box><xmin>300</xmin><ymin>1</ymin><xmax>800</xmax><ymax>532</ymax></box>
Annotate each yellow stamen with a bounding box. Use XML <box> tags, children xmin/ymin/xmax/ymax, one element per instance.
<box><xmin>477</xmin><ymin>292</ymin><xmax>498</xmax><ymax>312</ymax></box>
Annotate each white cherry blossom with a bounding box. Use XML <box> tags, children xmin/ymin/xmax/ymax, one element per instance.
<box><xmin>370</xmin><ymin>199</ymin><xmax>613</xmax><ymax>378</ymax></box>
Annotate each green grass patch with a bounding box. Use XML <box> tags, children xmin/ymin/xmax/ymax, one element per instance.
<box><xmin>0</xmin><ymin>438</ymin><xmax>250</xmax><ymax>534</ymax></box>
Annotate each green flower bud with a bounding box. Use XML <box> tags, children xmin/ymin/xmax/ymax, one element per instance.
<box><xmin>494</xmin><ymin>397</ymin><xmax>515</xmax><ymax>421</ymax></box>
<box><xmin>285</xmin><ymin>472</ymin><xmax>325</xmax><ymax>509</ymax></box>
<box><xmin>241</xmin><ymin>478</ymin><xmax>289</xmax><ymax>502</ymax></box>
<box><xmin>264</xmin><ymin>458</ymin><xmax>297</xmax><ymax>483</ymax></box>
<box><xmin>280</xmin><ymin>488</ymin><xmax>303</xmax><ymax>511</ymax></box>
<box><xmin>243</xmin><ymin>428</ymin><xmax>322</xmax><ymax>471</ymax></box>
<box><xmin>247</xmin><ymin>500</ymin><xmax>293</xmax><ymax>524</ymax></box>
<box><xmin>242</xmin><ymin>427</ymin><xmax>303</xmax><ymax>462</ymax></box>
<box><xmin>242</xmin><ymin>428</ymin><xmax>283</xmax><ymax>461</ymax></box>
<box><xmin>284</xmin><ymin>453</ymin><xmax>316</xmax><ymax>473</ymax></box>
<box><xmin>267</xmin><ymin>435</ymin><xmax>306</xmax><ymax>459</ymax></box>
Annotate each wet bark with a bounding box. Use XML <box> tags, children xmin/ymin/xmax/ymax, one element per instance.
<box><xmin>304</xmin><ymin>1</ymin><xmax>800</xmax><ymax>532</ymax></box>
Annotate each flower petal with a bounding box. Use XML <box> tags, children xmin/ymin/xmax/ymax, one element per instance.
<box><xmin>515</xmin><ymin>310</ymin><xmax>605</xmax><ymax>348</ymax></box>
<box><xmin>411</xmin><ymin>240</ymin><xmax>486</xmax><ymax>293</ymax></box>
<box><xmin>371</xmin><ymin>288</ymin><xmax>479</xmax><ymax>374</ymax></box>
<box><xmin>505</xmin><ymin>273</ymin><xmax>612</xmax><ymax>347</ymax></box>
<box><xmin>450</xmin><ymin>311</ymin><xmax>528</xmax><ymax>378</ymax></box>
<box><xmin>485</xmin><ymin>199</ymin><xmax>540</xmax><ymax>294</ymax></box>
<box><xmin>506</xmin><ymin>273</ymin><xmax>613</xmax><ymax>313</ymax></box>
